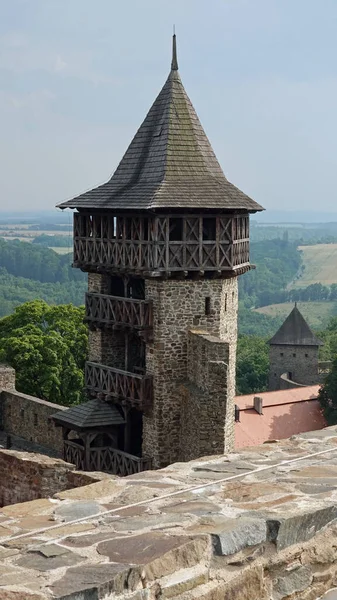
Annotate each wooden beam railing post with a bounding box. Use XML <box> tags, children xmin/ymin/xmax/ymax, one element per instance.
<box><xmin>84</xmin><ymin>293</ymin><xmax>153</xmax><ymax>331</ymax></box>
<box><xmin>85</xmin><ymin>362</ymin><xmax>153</xmax><ymax>411</ymax></box>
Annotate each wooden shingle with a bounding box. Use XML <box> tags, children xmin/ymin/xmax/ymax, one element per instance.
<box><xmin>59</xmin><ymin>36</ymin><xmax>263</xmax><ymax>213</ymax></box>
<box><xmin>269</xmin><ymin>305</ymin><xmax>323</xmax><ymax>347</ymax></box>
<box><xmin>52</xmin><ymin>399</ymin><xmax>125</xmax><ymax>430</ymax></box>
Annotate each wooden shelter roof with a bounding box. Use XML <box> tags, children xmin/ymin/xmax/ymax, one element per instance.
<box><xmin>52</xmin><ymin>399</ymin><xmax>125</xmax><ymax>430</ymax></box>
<box><xmin>58</xmin><ymin>36</ymin><xmax>263</xmax><ymax>213</ymax></box>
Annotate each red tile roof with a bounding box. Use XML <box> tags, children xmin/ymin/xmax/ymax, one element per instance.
<box><xmin>235</xmin><ymin>385</ymin><xmax>326</xmax><ymax>449</ymax></box>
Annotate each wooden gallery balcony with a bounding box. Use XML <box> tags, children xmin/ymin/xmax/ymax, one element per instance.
<box><xmin>73</xmin><ymin>213</ymin><xmax>250</xmax><ymax>275</ymax></box>
<box><xmin>84</xmin><ymin>293</ymin><xmax>153</xmax><ymax>336</ymax></box>
<box><xmin>85</xmin><ymin>361</ymin><xmax>153</xmax><ymax>412</ymax></box>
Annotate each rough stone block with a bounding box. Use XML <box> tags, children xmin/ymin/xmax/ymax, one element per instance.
<box><xmin>53</xmin><ymin>501</ymin><xmax>102</xmax><ymax>522</ymax></box>
<box><xmin>267</xmin><ymin>505</ymin><xmax>337</xmax><ymax>550</ymax></box>
<box><xmin>160</xmin><ymin>567</ymin><xmax>209</xmax><ymax>598</ymax></box>
<box><xmin>212</xmin><ymin>518</ymin><xmax>267</xmax><ymax>556</ymax></box>
<box><xmin>272</xmin><ymin>566</ymin><xmax>313</xmax><ymax>600</ymax></box>
<box><xmin>0</xmin><ymin>593</ymin><xmax>46</xmax><ymax>600</ymax></box>
<box><xmin>214</xmin><ymin>566</ymin><xmax>267</xmax><ymax>600</ymax></box>
<box><xmin>97</xmin><ymin>533</ymin><xmax>209</xmax><ymax>582</ymax></box>
<box><xmin>16</xmin><ymin>549</ymin><xmax>84</xmax><ymax>571</ymax></box>
<box><xmin>50</xmin><ymin>563</ymin><xmax>131</xmax><ymax>598</ymax></box>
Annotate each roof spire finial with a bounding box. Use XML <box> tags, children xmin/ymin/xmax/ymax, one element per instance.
<box><xmin>171</xmin><ymin>28</ymin><xmax>178</xmax><ymax>71</ymax></box>
<box><xmin>295</xmin><ymin>301</ymin><xmax>297</xmax><ymax>308</ymax></box>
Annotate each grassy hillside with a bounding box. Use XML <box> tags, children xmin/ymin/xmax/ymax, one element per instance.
<box><xmin>254</xmin><ymin>301</ymin><xmax>337</xmax><ymax>330</ymax></box>
<box><xmin>49</xmin><ymin>247</ymin><xmax>72</xmax><ymax>255</ymax></box>
<box><xmin>291</xmin><ymin>244</ymin><xmax>337</xmax><ymax>288</ymax></box>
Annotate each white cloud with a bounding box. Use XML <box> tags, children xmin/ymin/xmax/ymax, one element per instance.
<box><xmin>54</xmin><ymin>55</ymin><xmax>67</xmax><ymax>72</ymax></box>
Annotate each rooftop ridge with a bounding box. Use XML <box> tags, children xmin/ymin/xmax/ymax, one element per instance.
<box><xmin>171</xmin><ymin>33</ymin><xmax>178</xmax><ymax>71</ymax></box>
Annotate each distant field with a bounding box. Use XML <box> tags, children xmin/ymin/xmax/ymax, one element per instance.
<box><xmin>1</xmin><ymin>233</ymin><xmax>72</xmax><ymax>255</ymax></box>
<box><xmin>254</xmin><ymin>301</ymin><xmax>337</xmax><ymax>330</ymax></box>
<box><xmin>1</xmin><ymin>236</ymin><xmax>33</xmax><ymax>243</ymax></box>
<box><xmin>0</xmin><ymin>229</ymin><xmax>70</xmax><ymax>237</ymax></box>
<box><xmin>291</xmin><ymin>244</ymin><xmax>337</xmax><ymax>288</ymax></box>
<box><xmin>50</xmin><ymin>247</ymin><xmax>72</xmax><ymax>255</ymax></box>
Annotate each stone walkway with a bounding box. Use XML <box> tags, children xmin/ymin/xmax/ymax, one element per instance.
<box><xmin>2</xmin><ymin>427</ymin><xmax>337</xmax><ymax>598</ymax></box>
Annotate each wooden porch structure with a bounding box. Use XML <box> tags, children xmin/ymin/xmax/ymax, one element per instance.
<box><xmin>51</xmin><ymin>398</ymin><xmax>152</xmax><ymax>477</ymax></box>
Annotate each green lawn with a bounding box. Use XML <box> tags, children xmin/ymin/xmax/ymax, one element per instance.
<box><xmin>254</xmin><ymin>301</ymin><xmax>337</xmax><ymax>330</ymax></box>
<box><xmin>291</xmin><ymin>244</ymin><xmax>337</xmax><ymax>288</ymax></box>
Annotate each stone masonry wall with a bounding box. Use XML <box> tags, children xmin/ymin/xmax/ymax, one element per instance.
<box><xmin>87</xmin><ymin>272</ymin><xmax>126</xmax><ymax>369</ymax></box>
<box><xmin>219</xmin><ymin>278</ymin><xmax>238</xmax><ymax>449</ymax></box>
<box><xmin>143</xmin><ymin>278</ymin><xmax>238</xmax><ymax>467</ymax></box>
<box><xmin>0</xmin><ymin>449</ymin><xmax>108</xmax><ymax>507</ymax></box>
<box><xmin>0</xmin><ymin>364</ymin><xmax>15</xmax><ymax>392</ymax></box>
<box><xmin>180</xmin><ymin>330</ymin><xmax>229</xmax><ymax>461</ymax></box>
<box><xmin>0</xmin><ymin>449</ymin><xmax>75</xmax><ymax>507</ymax></box>
<box><xmin>0</xmin><ymin>390</ymin><xmax>65</xmax><ymax>455</ymax></box>
<box><xmin>87</xmin><ymin>273</ymin><xmax>108</xmax><ymax>363</ymax></box>
<box><xmin>269</xmin><ymin>344</ymin><xmax>319</xmax><ymax>391</ymax></box>
<box><xmin>279</xmin><ymin>373</ymin><xmax>306</xmax><ymax>390</ymax></box>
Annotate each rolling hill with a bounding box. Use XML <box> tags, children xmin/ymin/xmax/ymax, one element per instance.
<box><xmin>291</xmin><ymin>244</ymin><xmax>337</xmax><ymax>288</ymax></box>
<box><xmin>254</xmin><ymin>301</ymin><xmax>337</xmax><ymax>330</ymax></box>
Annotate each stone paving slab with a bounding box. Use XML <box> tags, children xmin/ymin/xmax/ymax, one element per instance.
<box><xmin>2</xmin><ymin>427</ymin><xmax>337</xmax><ymax>598</ymax></box>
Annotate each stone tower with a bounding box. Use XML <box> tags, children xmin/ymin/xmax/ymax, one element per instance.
<box><xmin>58</xmin><ymin>36</ymin><xmax>263</xmax><ymax>471</ymax></box>
<box><xmin>268</xmin><ymin>304</ymin><xmax>323</xmax><ymax>390</ymax></box>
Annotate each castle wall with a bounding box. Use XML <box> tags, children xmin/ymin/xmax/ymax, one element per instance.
<box><xmin>269</xmin><ymin>345</ymin><xmax>319</xmax><ymax>391</ymax></box>
<box><xmin>179</xmin><ymin>330</ymin><xmax>229</xmax><ymax>461</ymax></box>
<box><xmin>0</xmin><ymin>365</ymin><xmax>15</xmax><ymax>392</ymax></box>
<box><xmin>0</xmin><ymin>449</ymin><xmax>109</xmax><ymax>507</ymax></box>
<box><xmin>87</xmin><ymin>273</ymin><xmax>108</xmax><ymax>363</ymax></box>
<box><xmin>0</xmin><ymin>389</ymin><xmax>65</xmax><ymax>455</ymax></box>
<box><xmin>0</xmin><ymin>449</ymin><xmax>75</xmax><ymax>507</ymax></box>
<box><xmin>143</xmin><ymin>278</ymin><xmax>238</xmax><ymax>467</ymax></box>
<box><xmin>87</xmin><ymin>272</ymin><xmax>126</xmax><ymax>369</ymax></box>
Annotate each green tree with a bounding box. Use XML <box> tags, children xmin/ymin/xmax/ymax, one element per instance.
<box><xmin>318</xmin><ymin>356</ymin><xmax>337</xmax><ymax>425</ymax></box>
<box><xmin>0</xmin><ymin>300</ymin><xmax>88</xmax><ymax>405</ymax></box>
<box><xmin>236</xmin><ymin>335</ymin><xmax>269</xmax><ymax>395</ymax></box>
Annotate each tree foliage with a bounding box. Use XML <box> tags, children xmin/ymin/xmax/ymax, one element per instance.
<box><xmin>0</xmin><ymin>300</ymin><xmax>88</xmax><ymax>406</ymax></box>
<box><xmin>0</xmin><ymin>238</ymin><xmax>84</xmax><ymax>283</ymax></box>
<box><xmin>0</xmin><ymin>239</ymin><xmax>87</xmax><ymax>317</ymax></box>
<box><xmin>0</xmin><ymin>267</ymin><xmax>87</xmax><ymax>317</ymax></box>
<box><xmin>236</xmin><ymin>335</ymin><xmax>269</xmax><ymax>395</ymax></box>
<box><xmin>317</xmin><ymin>317</ymin><xmax>337</xmax><ymax>424</ymax></box>
<box><xmin>239</xmin><ymin>238</ymin><xmax>301</xmax><ymax>309</ymax></box>
<box><xmin>32</xmin><ymin>234</ymin><xmax>71</xmax><ymax>247</ymax></box>
<box><xmin>318</xmin><ymin>357</ymin><xmax>337</xmax><ymax>425</ymax></box>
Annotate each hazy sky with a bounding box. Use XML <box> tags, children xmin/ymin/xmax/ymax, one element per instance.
<box><xmin>1</xmin><ymin>0</ymin><xmax>337</xmax><ymax>213</ymax></box>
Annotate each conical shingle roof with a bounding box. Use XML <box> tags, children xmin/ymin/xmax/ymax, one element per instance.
<box><xmin>58</xmin><ymin>36</ymin><xmax>263</xmax><ymax>213</ymax></box>
<box><xmin>269</xmin><ymin>305</ymin><xmax>323</xmax><ymax>347</ymax></box>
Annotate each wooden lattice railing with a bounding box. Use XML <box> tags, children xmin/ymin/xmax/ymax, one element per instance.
<box><xmin>84</xmin><ymin>293</ymin><xmax>153</xmax><ymax>330</ymax></box>
<box><xmin>64</xmin><ymin>440</ymin><xmax>85</xmax><ymax>470</ymax></box>
<box><xmin>63</xmin><ymin>440</ymin><xmax>152</xmax><ymax>476</ymax></box>
<box><xmin>73</xmin><ymin>213</ymin><xmax>250</xmax><ymax>273</ymax></box>
<box><xmin>85</xmin><ymin>361</ymin><xmax>153</xmax><ymax>410</ymax></box>
<box><xmin>89</xmin><ymin>446</ymin><xmax>152</xmax><ymax>476</ymax></box>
